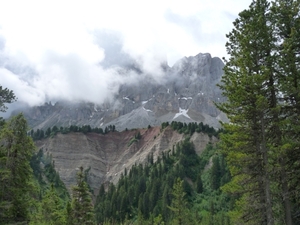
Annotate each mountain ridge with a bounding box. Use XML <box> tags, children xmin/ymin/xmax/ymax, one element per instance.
<box><xmin>13</xmin><ymin>52</ymin><xmax>227</xmax><ymax>130</ymax></box>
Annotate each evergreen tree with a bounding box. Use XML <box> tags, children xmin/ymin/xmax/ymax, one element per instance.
<box><xmin>210</xmin><ymin>156</ymin><xmax>221</xmax><ymax>190</ymax></box>
<box><xmin>46</xmin><ymin>127</ymin><xmax>51</xmax><ymax>137</ymax></box>
<box><xmin>34</xmin><ymin>184</ymin><xmax>66</xmax><ymax>225</ymax></box>
<box><xmin>0</xmin><ymin>86</ymin><xmax>16</xmax><ymax>113</ymax></box>
<box><xmin>168</xmin><ymin>178</ymin><xmax>189</xmax><ymax>225</ymax></box>
<box><xmin>69</xmin><ymin>167</ymin><xmax>95</xmax><ymax>225</ymax></box>
<box><xmin>0</xmin><ymin>114</ymin><xmax>35</xmax><ymax>224</ymax></box>
<box><xmin>196</xmin><ymin>174</ymin><xmax>203</xmax><ymax>194</ymax></box>
<box><xmin>217</xmin><ymin>0</ymin><xmax>277</xmax><ymax>224</ymax></box>
<box><xmin>271</xmin><ymin>1</ymin><xmax>300</xmax><ymax>223</ymax></box>
<box><xmin>217</xmin><ymin>0</ymin><xmax>300</xmax><ymax>224</ymax></box>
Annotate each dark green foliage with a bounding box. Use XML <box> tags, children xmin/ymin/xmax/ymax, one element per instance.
<box><xmin>210</xmin><ymin>156</ymin><xmax>221</xmax><ymax>190</ymax></box>
<box><xmin>30</xmin><ymin>120</ymin><xmax>221</xmax><ymax>143</ymax></box>
<box><xmin>81</xmin><ymin>125</ymin><xmax>92</xmax><ymax>134</ymax></box>
<box><xmin>0</xmin><ymin>114</ymin><xmax>35</xmax><ymax>225</ymax></box>
<box><xmin>30</xmin><ymin>149</ymin><xmax>70</xmax><ymax>201</ymax></box>
<box><xmin>196</xmin><ymin>174</ymin><xmax>203</xmax><ymax>194</ymax></box>
<box><xmin>161</xmin><ymin>122</ymin><xmax>169</xmax><ymax>130</ymax></box>
<box><xmin>128</xmin><ymin>131</ymin><xmax>142</xmax><ymax>147</ymax></box>
<box><xmin>68</xmin><ymin>167</ymin><xmax>95</xmax><ymax>225</ymax></box>
<box><xmin>0</xmin><ymin>92</ymin><xmax>70</xmax><ymax>224</ymax></box>
<box><xmin>45</xmin><ymin>127</ymin><xmax>51</xmax><ymax>137</ymax></box>
<box><xmin>170</xmin><ymin>121</ymin><xmax>220</xmax><ymax>137</ymax></box>
<box><xmin>94</xmin><ymin>139</ymin><xmax>231</xmax><ymax>224</ymax></box>
<box><xmin>30</xmin><ymin>123</ymin><xmax>119</xmax><ymax>141</ymax></box>
<box><xmin>135</xmin><ymin>131</ymin><xmax>142</xmax><ymax>140</ymax></box>
<box><xmin>216</xmin><ymin>0</ymin><xmax>300</xmax><ymax>224</ymax></box>
<box><xmin>34</xmin><ymin>184</ymin><xmax>67</xmax><ymax>225</ymax></box>
<box><xmin>168</xmin><ymin>178</ymin><xmax>190</xmax><ymax>225</ymax></box>
<box><xmin>0</xmin><ymin>85</ymin><xmax>16</xmax><ymax>113</ymax></box>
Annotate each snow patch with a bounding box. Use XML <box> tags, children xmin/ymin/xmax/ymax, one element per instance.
<box><xmin>167</xmin><ymin>88</ymin><xmax>170</xmax><ymax>94</ymax></box>
<box><xmin>143</xmin><ymin>107</ymin><xmax>153</xmax><ymax>112</ymax></box>
<box><xmin>173</xmin><ymin>108</ymin><xmax>191</xmax><ymax>120</ymax></box>
<box><xmin>123</xmin><ymin>96</ymin><xmax>135</xmax><ymax>103</ymax></box>
<box><xmin>178</xmin><ymin>97</ymin><xmax>193</xmax><ymax>100</ymax></box>
<box><xmin>142</xmin><ymin>98</ymin><xmax>152</xmax><ymax>105</ymax></box>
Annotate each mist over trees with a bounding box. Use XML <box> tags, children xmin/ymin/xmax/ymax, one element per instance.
<box><xmin>0</xmin><ymin>86</ymin><xmax>16</xmax><ymax>113</ymax></box>
<box><xmin>1</xmin><ymin>0</ymin><xmax>300</xmax><ymax>224</ymax></box>
<box><xmin>0</xmin><ymin>89</ymin><xmax>230</xmax><ymax>224</ymax></box>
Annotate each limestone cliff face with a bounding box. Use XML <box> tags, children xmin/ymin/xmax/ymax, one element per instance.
<box><xmin>18</xmin><ymin>53</ymin><xmax>227</xmax><ymax>131</ymax></box>
<box><xmin>35</xmin><ymin>127</ymin><xmax>216</xmax><ymax>192</ymax></box>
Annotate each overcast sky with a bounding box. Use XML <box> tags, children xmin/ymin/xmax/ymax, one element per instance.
<box><xmin>0</xmin><ymin>0</ymin><xmax>252</xmax><ymax>112</ymax></box>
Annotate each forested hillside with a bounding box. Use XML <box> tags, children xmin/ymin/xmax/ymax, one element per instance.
<box><xmin>1</xmin><ymin>0</ymin><xmax>300</xmax><ymax>224</ymax></box>
<box><xmin>0</xmin><ymin>87</ymin><xmax>94</xmax><ymax>225</ymax></box>
<box><xmin>94</xmin><ymin>138</ymin><xmax>231</xmax><ymax>225</ymax></box>
<box><xmin>0</xmin><ymin>87</ymin><xmax>228</xmax><ymax>224</ymax></box>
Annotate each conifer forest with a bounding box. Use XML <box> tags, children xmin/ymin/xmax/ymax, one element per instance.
<box><xmin>0</xmin><ymin>0</ymin><xmax>300</xmax><ymax>224</ymax></box>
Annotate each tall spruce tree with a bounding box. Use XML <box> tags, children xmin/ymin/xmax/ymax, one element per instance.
<box><xmin>69</xmin><ymin>166</ymin><xmax>95</xmax><ymax>225</ymax></box>
<box><xmin>218</xmin><ymin>0</ymin><xmax>300</xmax><ymax>224</ymax></box>
<box><xmin>168</xmin><ymin>178</ymin><xmax>190</xmax><ymax>225</ymax></box>
<box><xmin>217</xmin><ymin>0</ymin><xmax>276</xmax><ymax>224</ymax></box>
<box><xmin>271</xmin><ymin>1</ymin><xmax>300</xmax><ymax>223</ymax></box>
<box><xmin>32</xmin><ymin>184</ymin><xmax>66</xmax><ymax>225</ymax></box>
<box><xmin>0</xmin><ymin>114</ymin><xmax>35</xmax><ymax>224</ymax></box>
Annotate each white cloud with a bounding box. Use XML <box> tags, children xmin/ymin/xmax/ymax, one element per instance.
<box><xmin>0</xmin><ymin>0</ymin><xmax>252</xmax><ymax>108</ymax></box>
<box><xmin>0</xmin><ymin>68</ymin><xmax>45</xmax><ymax>106</ymax></box>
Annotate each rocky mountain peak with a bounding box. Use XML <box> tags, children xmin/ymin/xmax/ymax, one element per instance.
<box><xmin>15</xmin><ymin>52</ymin><xmax>227</xmax><ymax>131</ymax></box>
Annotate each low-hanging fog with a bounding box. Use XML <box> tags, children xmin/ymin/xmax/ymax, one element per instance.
<box><xmin>0</xmin><ymin>0</ymin><xmax>252</xmax><ymax>117</ymax></box>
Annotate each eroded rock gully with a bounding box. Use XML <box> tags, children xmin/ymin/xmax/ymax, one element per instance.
<box><xmin>35</xmin><ymin>126</ymin><xmax>216</xmax><ymax>193</ymax></box>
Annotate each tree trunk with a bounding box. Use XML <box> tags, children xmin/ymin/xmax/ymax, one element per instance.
<box><xmin>261</xmin><ymin>116</ymin><xmax>274</xmax><ymax>225</ymax></box>
<box><xmin>280</xmin><ymin>158</ymin><xmax>293</xmax><ymax>225</ymax></box>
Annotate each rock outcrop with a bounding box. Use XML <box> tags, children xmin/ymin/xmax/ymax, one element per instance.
<box><xmin>18</xmin><ymin>52</ymin><xmax>227</xmax><ymax>131</ymax></box>
<box><xmin>35</xmin><ymin>126</ymin><xmax>217</xmax><ymax>192</ymax></box>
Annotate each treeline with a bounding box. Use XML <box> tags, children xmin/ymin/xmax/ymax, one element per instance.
<box><xmin>162</xmin><ymin>121</ymin><xmax>223</xmax><ymax>138</ymax></box>
<box><xmin>29</xmin><ymin>124</ymin><xmax>116</xmax><ymax>141</ymax></box>
<box><xmin>29</xmin><ymin>120</ymin><xmax>222</xmax><ymax>142</ymax></box>
<box><xmin>95</xmin><ymin>139</ymin><xmax>232</xmax><ymax>224</ymax></box>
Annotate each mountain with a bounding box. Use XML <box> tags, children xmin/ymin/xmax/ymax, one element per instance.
<box><xmin>35</xmin><ymin>126</ymin><xmax>218</xmax><ymax>193</ymax></box>
<box><xmin>16</xmin><ymin>52</ymin><xmax>227</xmax><ymax>131</ymax></box>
